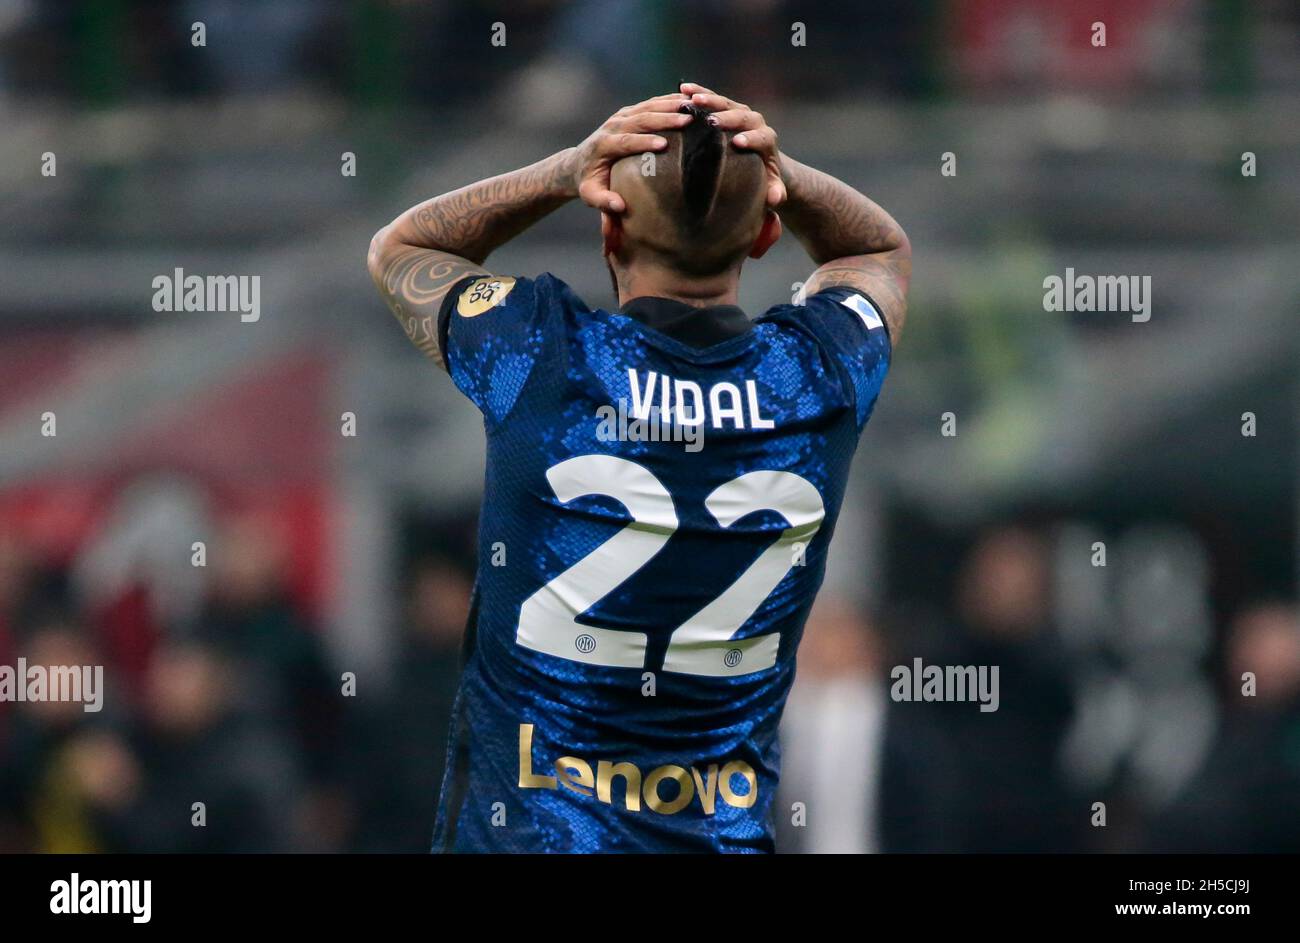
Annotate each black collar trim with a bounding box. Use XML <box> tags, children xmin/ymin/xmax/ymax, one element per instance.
<box><xmin>619</xmin><ymin>296</ymin><xmax>751</xmax><ymax>349</ymax></box>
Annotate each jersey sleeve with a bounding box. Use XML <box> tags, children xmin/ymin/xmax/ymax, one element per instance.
<box><xmin>437</xmin><ymin>272</ymin><xmax>565</xmax><ymax>426</ymax></box>
<box><xmin>760</xmin><ymin>286</ymin><xmax>893</xmax><ymax>428</ymax></box>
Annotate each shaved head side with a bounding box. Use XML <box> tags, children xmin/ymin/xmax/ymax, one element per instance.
<box><xmin>610</xmin><ymin>105</ymin><xmax>768</xmax><ymax>278</ymax></box>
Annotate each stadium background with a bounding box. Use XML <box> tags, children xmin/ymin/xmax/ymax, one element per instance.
<box><xmin>0</xmin><ymin>0</ymin><xmax>1296</xmax><ymax>853</ymax></box>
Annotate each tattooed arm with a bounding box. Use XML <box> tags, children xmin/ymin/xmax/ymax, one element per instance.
<box><xmin>367</xmin><ymin>94</ymin><xmax>693</xmax><ymax>367</ymax></box>
<box><xmin>366</xmin><ymin>151</ymin><xmax>576</xmax><ymax>367</ymax></box>
<box><xmin>680</xmin><ymin>83</ymin><xmax>911</xmax><ymax>342</ymax></box>
<box><xmin>779</xmin><ymin>157</ymin><xmax>911</xmax><ymax>341</ymax></box>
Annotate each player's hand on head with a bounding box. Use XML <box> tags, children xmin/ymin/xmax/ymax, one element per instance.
<box><xmin>679</xmin><ymin>82</ymin><xmax>786</xmax><ymax>207</ymax></box>
<box><xmin>574</xmin><ymin>94</ymin><xmax>693</xmax><ymax>213</ymax></box>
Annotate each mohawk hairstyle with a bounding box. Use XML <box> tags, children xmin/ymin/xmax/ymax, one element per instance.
<box><xmin>677</xmin><ymin>104</ymin><xmax>725</xmax><ymax>233</ymax></box>
<box><xmin>608</xmin><ymin>101</ymin><xmax>767</xmax><ymax>277</ymax></box>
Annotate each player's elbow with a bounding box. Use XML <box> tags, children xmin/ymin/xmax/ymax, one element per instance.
<box><xmin>889</xmin><ymin>226</ymin><xmax>911</xmax><ymax>262</ymax></box>
<box><xmin>367</xmin><ymin>225</ymin><xmax>395</xmax><ymax>283</ymax></box>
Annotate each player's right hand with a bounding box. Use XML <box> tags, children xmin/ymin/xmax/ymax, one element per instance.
<box><xmin>679</xmin><ymin>83</ymin><xmax>786</xmax><ymax>207</ymax></box>
<box><xmin>572</xmin><ymin>94</ymin><xmax>695</xmax><ymax>213</ymax></box>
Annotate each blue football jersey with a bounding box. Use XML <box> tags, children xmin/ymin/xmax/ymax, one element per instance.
<box><xmin>430</xmin><ymin>272</ymin><xmax>890</xmax><ymax>853</ymax></box>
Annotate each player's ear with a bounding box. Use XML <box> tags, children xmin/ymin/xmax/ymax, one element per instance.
<box><xmin>748</xmin><ymin>210</ymin><xmax>781</xmax><ymax>260</ymax></box>
<box><xmin>601</xmin><ymin>211</ymin><xmax>623</xmax><ymax>257</ymax></box>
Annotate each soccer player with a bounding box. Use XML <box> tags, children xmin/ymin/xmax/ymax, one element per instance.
<box><xmin>368</xmin><ymin>83</ymin><xmax>910</xmax><ymax>852</ymax></box>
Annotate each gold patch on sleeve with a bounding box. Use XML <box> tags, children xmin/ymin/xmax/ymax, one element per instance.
<box><xmin>457</xmin><ymin>276</ymin><xmax>516</xmax><ymax>317</ymax></box>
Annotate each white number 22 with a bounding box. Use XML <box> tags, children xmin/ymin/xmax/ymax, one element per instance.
<box><xmin>516</xmin><ymin>455</ymin><xmax>824</xmax><ymax>678</ymax></box>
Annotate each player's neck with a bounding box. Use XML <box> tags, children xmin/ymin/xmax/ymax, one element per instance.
<box><xmin>616</xmin><ymin>264</ymin><xmax>740</xmax><ymax>309</ymax></box>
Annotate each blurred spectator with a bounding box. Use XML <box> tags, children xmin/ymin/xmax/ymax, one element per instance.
<box><xmin>73</xmin><ymin>477</ymin><xmax>214</xmax><ymax>699</ymax></box>
<box><xmin>0</xmin><ymin>529</ymin><xmax>70</xmax><ymax>655</ymax></box>
<box><xmin>343</xmin><ymin>556</ymin><xmax>470</xmax><ymax>852</ymax></box>
<box><xmin>880</xmin><ymin>525</ymin><xmax>1082</xmax><ymax>852</ymax></box>
<box><xmin>777</xmin><ymin>595</ymin><xmax>886</xmax><ymax>853</ymax></box>
<box><xmin>0</xmin><ymin>620</ymin><xmax>120</xmax><ymax>852</ymax></box>
<box><xmin>105</xmin><ymin>640</ymin><xmax>303</xmax><ymax>853</ymax></box>
<box><xmin>1149</xmin><ymin>602</ymin><xmax>1300</xmax><ymax>852</ymax></box>
<box><xmin>0</xmin><ymin>533</ymin><xmax>32</xmax><ymax>718</ymax></box>
<box><xmin>194</xmin><ymin>517</ymin><xmax>338</xmax><ymax>787</ymax></box>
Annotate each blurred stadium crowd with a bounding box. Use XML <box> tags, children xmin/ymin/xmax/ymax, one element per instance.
<box><xmin>0</xmin><ymin>518</ymin><xmax>473</xmax><ymax>852</ymax></box>
<box><xmin>1</xmin><ymin>1</ymin><xmax>1298</xmax><ymax>852</ymax></box>
<box><xmin>4</xmin><ymin>515</ymin><xmax>1298</xmax><ymax>852</ymax></box>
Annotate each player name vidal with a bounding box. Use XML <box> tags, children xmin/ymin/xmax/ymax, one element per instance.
<box><xmin>624</xmin><ymin>368</ymin><xmax>775</xmax><ymax>431</ymax></box>
<box><xmin>517</xmin><ymin>724</ymin><xmax>758</xmax><ymax>815</ymax></box>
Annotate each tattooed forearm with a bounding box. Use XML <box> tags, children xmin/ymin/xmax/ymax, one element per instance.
<box><xmin>395</xmin><ymin>148</ymin><xmax>580</xmax><ymax>264</ymax></box>
<box><xmin>780</xmin><ymin>155</ymin><xmax>911</xmax><ymax>342</ymax></box>
<box><xmin>780</xmin><ymin>156</ymin><xmax>908</xmax><ymax>263</ymax></box>
<box><xmin>367</xmin><ymin>148</ymin><xmax>580</xmax><ymax>366</ymax></box>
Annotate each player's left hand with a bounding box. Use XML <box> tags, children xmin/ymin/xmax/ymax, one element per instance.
<box><xmin>572</xmin><ymin>94</ymin><xmax>694</xmax><ymax>213</ymax></box>
<box><xmin>679</xmin><ymin>82</ymin><xmax>786</xmax><ymax>207</ymax></box>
